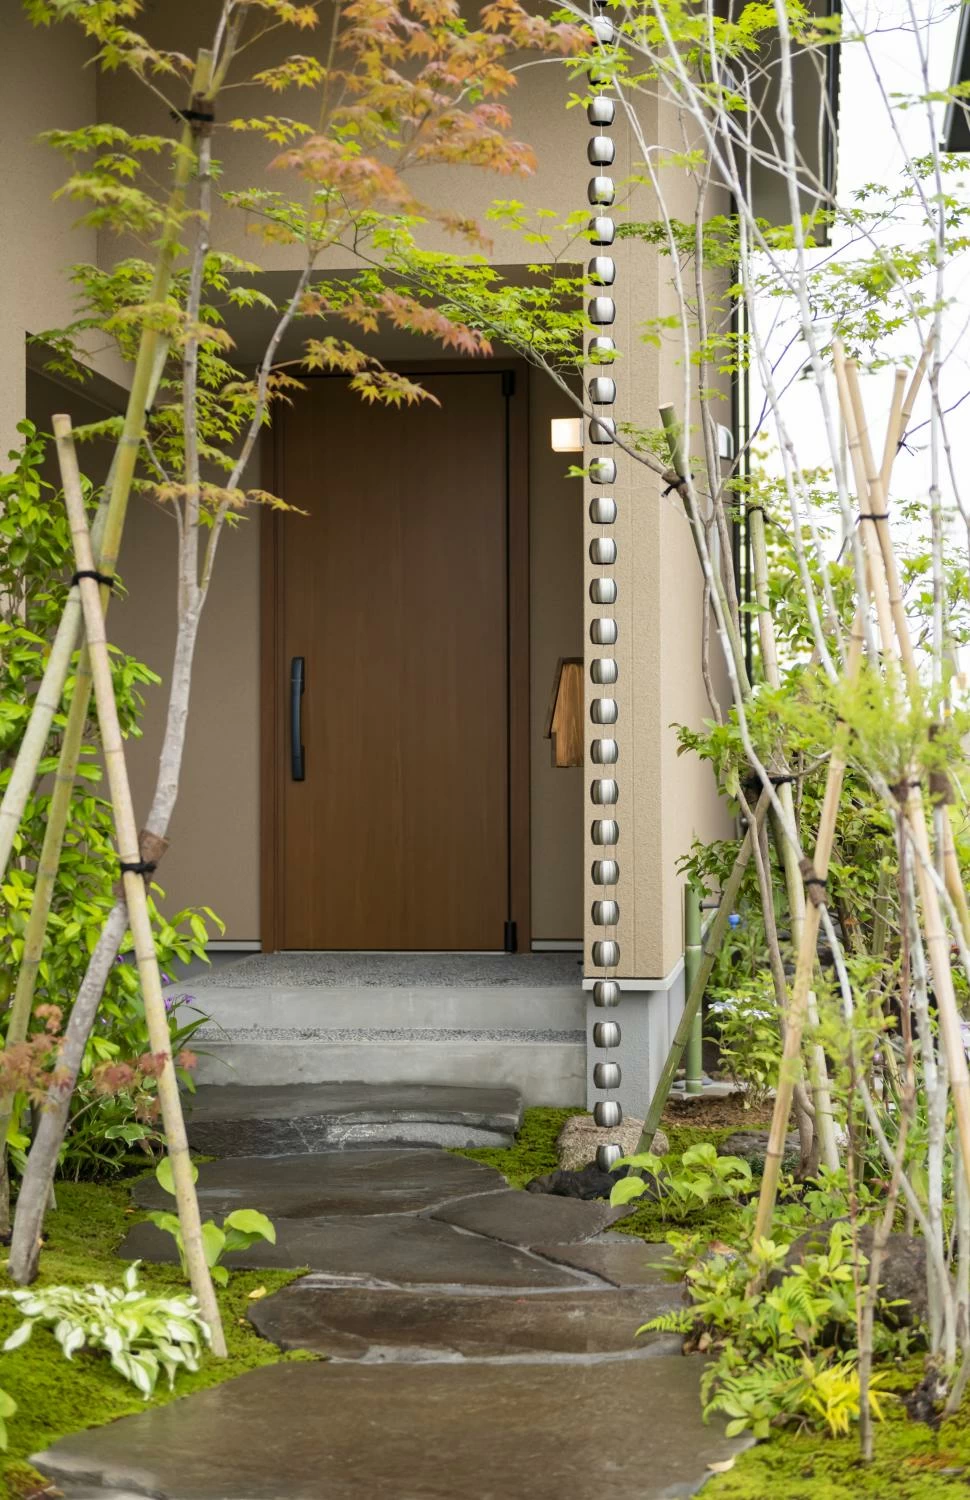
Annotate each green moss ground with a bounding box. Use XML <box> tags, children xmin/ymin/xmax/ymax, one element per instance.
<box><xmin>1</xmin><ymin>1181</ymin><xmax>308</xmax><ymax>1499</ymax></box>
<box><xmin>454</xmin><ymin>1107</ymin><xmax>970</xmax><ymax>1499</ymax></box>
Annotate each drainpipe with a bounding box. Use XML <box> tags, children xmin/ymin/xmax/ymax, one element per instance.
<box><xmin>684</xmin><ymin>883</ymin><xmax>704</xmax><ymax>1095</ymax></box>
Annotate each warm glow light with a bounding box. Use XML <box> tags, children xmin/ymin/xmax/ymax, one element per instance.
<box><xmin>550</xmin><ymin>417</ymin><xmax>584</xmax><ymax>453</ymax></box>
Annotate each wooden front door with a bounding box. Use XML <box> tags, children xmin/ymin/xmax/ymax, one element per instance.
<box><xmin>263</xmin><ymin>369</ymin><xmax>528</xmax><ymax>951</ymax></box>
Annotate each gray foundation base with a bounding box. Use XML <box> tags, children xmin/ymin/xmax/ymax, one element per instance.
<box><xmin>584</xmin><ymin>963</ymin><xmax>686</xmax><ymax>1117</ymax></box>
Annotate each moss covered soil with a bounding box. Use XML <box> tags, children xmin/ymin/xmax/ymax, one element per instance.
<box><xmin>1</xmin><ymin>1180</ymin><xmax>308</xmax><ymax>1499</ymax></box>
<box><xmin>455</xmin><ymin>1107</ymin><xmax>970</xmax><ymax>1499</ymax></box>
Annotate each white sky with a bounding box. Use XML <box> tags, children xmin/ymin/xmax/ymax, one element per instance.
<box><xmin>753</xmin><ymin>0</ymin><xmax>970</xmax><ymax>527</ymax></box>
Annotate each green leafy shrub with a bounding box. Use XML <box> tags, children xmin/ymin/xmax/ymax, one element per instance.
<box><xmin>1</xmin><ymin>1261</ymin><xmax>210</xmax><ymax>1398</ymax></box>
<box><xmin>0</xmin><ymin>425</ymin><xmax>222</xmax><ymax>1179</ymax></box>
<box><xmin>706</xmin><ymin>986</ymin><xmax>782</xmax><ymax>1108</ymax></box>
<box><xmin>610</xmin><ymin>1142</ymin><xmax>753</xmax><ymax>1221</ymax></box>
<box><xmin>643</xmin><ymin>1223</ymin><xmax>907</xmax><ymax>1437</ymax></box>
<box><xmin>146</xmin><ymin>1158</ymin><xmax>276</xmax><ymax>1286</ymax></box>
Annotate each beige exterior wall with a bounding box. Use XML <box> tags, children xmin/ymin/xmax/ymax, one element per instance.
<box><xmin>0</xmin><ymin>12</ymin><xmax>128</xmax><ymax>456</ymax></box>
<box><xmin>583</xmin><ymin>92</ymin><xmax>731</xmax><ymax>982</ymax></box>
<box><xmin>6</xmin><ymin>9</ymin><xmax>727</xmax><ymax>958</ymax></box>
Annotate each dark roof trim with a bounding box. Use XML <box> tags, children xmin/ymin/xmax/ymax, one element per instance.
<box><xmin>944</xmin><ymin>2</ymin><xmax>970</xmax><ymax>152</ymax></box>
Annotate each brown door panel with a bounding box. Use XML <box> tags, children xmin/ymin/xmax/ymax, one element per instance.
<box><xmin>275</xmin><ymin>374</ymin><xmax>511</xmax><ymax>950</ymax></box>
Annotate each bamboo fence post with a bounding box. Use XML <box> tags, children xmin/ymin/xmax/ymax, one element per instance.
<box><xmin>55</xmin><ymin>416</ymin><xmax>227</xmax><ymax>1357</ymax></box>
<box><xmin>0</xmin><ymin>52</ymin><xmax>215</xmax><ymax>1224</ymax></box>
<box><xmin>631</xmin><ymin>787</ymin><xmax>769</xmax><ymax>1153</ymax></box>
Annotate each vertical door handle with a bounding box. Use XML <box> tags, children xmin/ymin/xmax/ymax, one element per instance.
<box><xmin>290</xmin><ymin>656</ymin><xmax>305</xmax><ymax>781</ymax></box>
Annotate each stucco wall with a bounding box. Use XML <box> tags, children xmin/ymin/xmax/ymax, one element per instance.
<box><xmin>0</xmin><ymin>12</ymin><xmax>130</xmax><ymax>456</ymax></box>
<box><xmin>583</xmin><ymin>90</ymin><xmax>732</xmax><ymax>983</ymax></box>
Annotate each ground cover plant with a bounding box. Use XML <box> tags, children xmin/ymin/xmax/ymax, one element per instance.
<box><xmin>456</xmin><ymin>1106</ymin><xmax>970</xmax><ymax>1496</ymax></box>
<box><xmin>0</xmin><ymin>1178</ymin><xmax>305</xmax><ymax>1500</ymax></box>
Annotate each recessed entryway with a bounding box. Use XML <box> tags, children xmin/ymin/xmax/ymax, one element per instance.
<box><xmin>261</xmin><ymin>367</ymin><xmax>530</xmax><ymax>953</ymax></box>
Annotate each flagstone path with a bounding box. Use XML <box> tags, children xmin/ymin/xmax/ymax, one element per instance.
<box><xmin>35</xmin><ymin>1115</ymin><xmax>748</xmax><ymax>1497</ymax></box>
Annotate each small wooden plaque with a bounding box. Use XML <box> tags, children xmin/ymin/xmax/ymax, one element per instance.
<box><xmin>545</xmin><ymin>657</ymin><xmax>584</xmax><ymax>768</ymax></box>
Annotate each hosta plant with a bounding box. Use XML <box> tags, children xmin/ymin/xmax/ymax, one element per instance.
<box><xmin>609</xmin><ymin>1143</ymin><xmax>753</xmax><ymax>1222</ymax></box>
<box><xmin>1</xmin><ymin>1261</ymin><xmax>210</xmax><ymax>1398</ymax></box>
<box><xmin>146</xmin><ymin>1158</ymin><xmax>275</xmax><ymax>1287</ymax></box>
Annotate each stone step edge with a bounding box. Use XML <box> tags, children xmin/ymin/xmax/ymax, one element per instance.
<box><xmin>195</xmin><ymin>1028</ymin><xmax>584</xmax><ymax>1044</ymax></box>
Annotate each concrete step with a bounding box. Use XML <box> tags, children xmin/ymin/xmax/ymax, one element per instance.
<box><xmin>183</xmin><ymin>984</ymin><xmax>585</xmax><ymax>1033</ymax></box>
<box><xmin>192</xmin><ymin>1036</ymin><xmax>585</xmax><ymax>1106</ymax></box>
<box><xmin>183</xmin><ymin>1082</ymin><xmax>525</xmax><ymax>1154</ymax></box>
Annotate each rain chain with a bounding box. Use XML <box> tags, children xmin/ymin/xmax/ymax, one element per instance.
<box><xmin>586</xmin><ymin>5</ymin><xmax>623</xmax><ymax>1171</ymax></box>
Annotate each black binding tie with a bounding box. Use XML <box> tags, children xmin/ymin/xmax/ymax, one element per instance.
<box><xmin>119</xmin><ymin>859</ymin><xmax>157</xmax><ymax>877</ymax></box>
<box><xmin>73</xmin><ymin>569</ymin><xmax>115</xmax><ymax>590</ymax></box>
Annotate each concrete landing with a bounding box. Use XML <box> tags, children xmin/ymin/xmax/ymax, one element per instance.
<box><xmin>183</xmin><ymin>1082</ymin><xmax>524</xmax><ymax>1154</ymax></box>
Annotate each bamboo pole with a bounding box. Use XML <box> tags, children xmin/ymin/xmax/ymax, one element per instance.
<box><xmin>0</xmin><ymin>335</ymin><xmax>168</xmax><ymax>882</ymax></box>
<box><xmin>747</xmin><ymin>464</ymin><xmax>839</xmax><ymax>1170</ymax></box>
<box><xmin>56</xmin><ymin>416</ymin><xmax>226</xmax><ymax>1356</ymax></box>
<box><xmin>836</xmin><ymin>357</ymin><xmax>970</xmax><ymax>1203</ymax></box>
<box><xmin>631</xmin><ymin>787</ymin><xmax>769</xmax><ymax>1153</ymax></box>
<box><xmin>842</xmin><ymin>353</ymin><xmax>970</xmax><ymax>946</ymax></box>
<box><xmin>0</xmin><ymin>52</ymin><xmax>215</xmax><ymax>1227</ymax></box>
<box><xmin>750</xmin><ymin>612</ymin><xmax>866</xmax><ymax>1249</ymax></box>
<box><xmin>684</xmin><ymin>883</ymin><xmax>704</xmax><ymax>1094</ymax></box>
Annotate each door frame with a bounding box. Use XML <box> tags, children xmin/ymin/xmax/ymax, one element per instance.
<box><xmin>259</xmin><ymin>358</ymin><xmax>532</xmax><ymax>953</ymax></box>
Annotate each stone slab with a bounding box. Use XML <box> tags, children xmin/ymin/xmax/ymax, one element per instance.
<box><xmin>532</xmin><ymin>1234</ymin><xmax>676</xmax><ymax>1289</ymax></box>
<box><xmin>35</xmin><ymin>1359</ymin><xmax>748</xmax><ymax>1500</ymax></box>
<box><xmin>248</xmin><ymin>1280</ymin><xmax>681</xmax><ymax>1359</ymax></box>
<box><xmin>184</xmin><ymin>1082</ymin><xmax>523</xmax><ymax>1154</ymax></box>
<box><xmin>430</xmin><ymin>1187</ymin><xmax>628</xmax><ymax>1246</ymax></box>
<box><xmin>133</xmin><ymin>1149</ymin><xmax>507</xmax><ymax>1217</ymax></box>
<box><xmin>120</xmin><ymin>1213</ymin><xmax>585</xmax><ymax>1288</ymax></box>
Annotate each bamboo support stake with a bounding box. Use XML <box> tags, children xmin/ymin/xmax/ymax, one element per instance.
<box><xmin>56</xmin><ymin>416</ymin><xmax>227</xmax><ymax>1356</ymax></box>
<box><xmin>632</xmin><ymin>788</ymin><xmax>769</xmax><ymax>1153</ymax></box>
<box><xmin>836</xmin><ymin>361</ymin><xmax>970</xmax><ymax>1201</ymax></box>
<box><xmin>0</xmin><ymin>52</ymin><xmax>216</xmax><ymax>1225</ymax></box>
<box><xmin>747</xmin><ymin>457</ymin><xmax>839</xmax><ymax>1170</ymax></box>
<box><xmin>753</xmin><ymin>346</ymin><xmax>932</xmax><ymax>1244</ymax></box>
<box><xmin>842</xmin><ymin>352</ymin><xmax>970</xmax><ymax>946</ymax></box>
<box><xmin>0</xmin><ymin>335</ymin><xmax>168</xmax><ymax>883</ymax></box>
<box><xmin>751</xmin><ymin>615</ymin><xmax>866</xmax><ymax>1248</ymax></box>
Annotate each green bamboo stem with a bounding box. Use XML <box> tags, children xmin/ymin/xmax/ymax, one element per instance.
<box><xmin>0</xmin><ymin>53</ymin><xmax>214</xmax><ymax>1228</ymax></box>
<box><xmin>684</xmin><ymin>883</ymin><xmax>703</xmax><ymax>1094</ymax></box>
<box><xmin>57</xmin><ymin>415</ymin><xmax>227</xmax><ymax>1356</ymax></box>
<box><xmin>632</xmin><ymin>788</ymin><xmax>769</xmax><ymax>1153</ymax></box>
